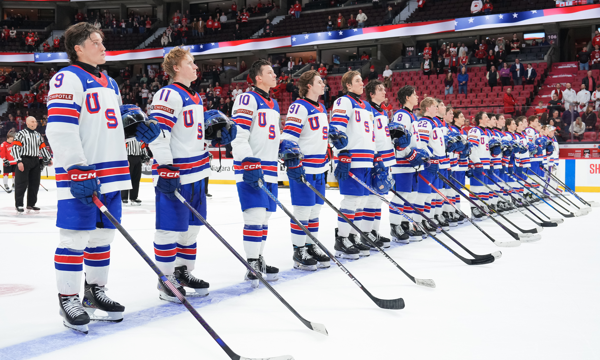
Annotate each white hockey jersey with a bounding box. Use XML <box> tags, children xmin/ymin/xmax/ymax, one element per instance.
<box><xmin>467</xmin><ymin>126</ymin><xmax>490</xmax><ymax>169</ymax></box>
<box><xmin>390</xmin><ymin>108</ymin><xmax>422</xmax><ymax>174</ymax></box>
<box><xmin>514</xmin><ymin>132</ymin><xmax>530</xmax><ymax>168</ymax></box>
<box><xmin>231</xmin><ymin>90</ymin><xmax>280</xmax><ymax>183</ymax></box>
<box><xmin>433</xmin><ymin>116</ymin><xmax>450</xmax><ymax>169</ymax></box>
<box><xmin>330</xmin><ymin>95</ymin><xmax>375</xmax><ymax>169</ymax></box>
<box><xmin>416</xmin><ymin>116</ymin><xmax>444</xmax><ymax>162</ymax></box>
<box><xmin>524</xmin><ymin>127</ymin><xmax>542</xmax><ymax>160</ymax></box>
<box><xmin>46</xmin><ymin>65</ymin><xmax>130</xmax><ymax>201</ymax></box>
<box><xmin>371</xmin><ymin>105</ymin><xmax>395</xmax><ymax>168</ymax></box>
<box><xmin>280</xmin><ymin>99</ymin><xmax>329</xmax><ymax>175</ymax></box>
<box><xmin>149</xmin><ymin>83</ymin><xmax>209</xmax><ymax>185</ymax></box>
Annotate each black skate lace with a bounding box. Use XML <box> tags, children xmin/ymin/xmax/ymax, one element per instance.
<box><xmin>94</xmin><ymin>286</ymin><xmax>116</xmax><ymax>305</ymax></box>
<box><xmin>62</xmin><ymin>295</ymin><xmax>86</xmax><ymax>318</ymax></box>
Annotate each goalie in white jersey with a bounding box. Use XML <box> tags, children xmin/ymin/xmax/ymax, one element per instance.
<box><xmin>231</xmin><ymin>60</ymin><xmax>281</xmax><ymax>282</ymax></box>
<box><xmin>46</xmin><ymin>23</ymin><xmax>160</xmax><ymax>333</ymax></box>
<box><xmin>280</xmin><ymin>70</ymin><xmax>332</xmax><ymax>271</ymax></box>
<box><xmin>149</xmin><ymin>47</ymin><xmax>236</xmax><ymax>302</ymax></box>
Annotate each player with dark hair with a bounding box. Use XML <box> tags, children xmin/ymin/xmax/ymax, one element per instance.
<box><xmin>467</xmin><ymin>111</ymin><xmax>492</xmax><ymax>219</ymax></box>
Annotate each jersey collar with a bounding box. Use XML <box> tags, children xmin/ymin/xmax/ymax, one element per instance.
<box><xmin>252</xmin><ymin>91</ymin><xmax>275</xmax><ymax>109</ymax></box>
<box><xmin>72</xmin><ymin>65</ymin><xmax>109</xmax><ymax>87</ymax></box>
<box><xmin>346</xmin><ymin>92</ymin><xmax>366</xmax><ymax>108</ymax></box>
<box><xmin>172</xmin><ymin>83</ymin><xmax>201</xmax><ymax>104</ymax></box>
<box><xmin>298</xmin><ymin>98</ymin><xmax>324</xmax><ymax>113</ymax></box>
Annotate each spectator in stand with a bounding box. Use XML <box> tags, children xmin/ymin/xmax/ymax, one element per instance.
<box><xmin>240</xmin><ymin>60</ymin><xmax>247</xmax><ymax>73</ymax></box>
<box><xmin>53</xmin><ymin>36</ymin><xmax>60</xmax><ymax>50</ymax></box>
<box><xmin>551</xmin><ymin>83</ymin><xmax>563</xmax><ymax>101</ymax></box>
<box><xmin>449</xmin><ymin>52</ymin><xmax>459</xmax><ymax>74</ymax></box>
<box><xmin>423</xmin><ymin>43</ymin><xmax>432</xmax><ymax>59</ymax></box>
<box><xmin>213</xmin><ymin>19</ymin><xmax>222</xmax><ymax>34</ymax></box>
<box><xmin>563</xmin><ymin>82</ymin><xmax>577</xmax><ymax>112</ymax></box>
<box><xmin>562</xmin><ymin>104</ymin><xmax>577</xmax><ymax>129</ymax></box>
<box><xmin>510</xmin><ymin>59</ymin><xmax>523</xmax><ymax>86</ymax></box>
<box><xmin>575</xmin><ymin>83</ymin><xmax>591</xmax><ymax>113</ymax></box>
<box><xmin>263</xmin><ymin>19</ymin><xmax>273</xmax><ymax>37</ymax></box>
<box><xmin>435</xmin><ymin>55</ymin><xmax>445</xmax><ymax>75</ymax></box>
<box><xmin>444</xmin><ymin>72</ymin><xmax>454</xmax><ymax>95</ymax></box>
<box><xmin>581</xmin><ymin>104</ymin><xmax>597</xmax><ymax>132</ymax></box>
<box><xmin>347</xmin><ymin>15</ymin><xmax>358</xmax><ymax>29</ymax></box>
<box><xmin>327</xmin><ymin>16</ymin><xmax>334</xmax><ymax>31</ymax></box>
<box><xmin>458</xmin><ymin>67</ymin><xmax>468</xmax><ymax>94</ymax></box>
<box><xmin>577</xmin><ymin>46</ymin><xmax>591</xmax><ymax>71</ymax></box>
<box><xmin>323</xmin><ymin>79</ymin><xmax>331</xmax><ymax>108</ymax></box>
<box><xmin>287</xmin><ymin>57</ymin><xmax>295</xmax><ymax>72</ymax></box>
<box><xmin>592</xmin><ymin>84</ymin><xmax>600</xmax><ymax>111</ymax></box>
<box><xmin>421</xmin><ymin>56</ymin><xmax>434</xmax><ymax>77</ymax></box>
<box><xmin>483</xmin><ymin>0</ymin><xmax>493</xmax><ymax>14</ymax></box>
<box><xmin>337</xmin><ymin>13</ymin><xmax>346</xmax><ymax>29</ymax></box>
<box><xmin>356</xmin><ymin>10</ymin><xmax>368</xmax><ymax>28</ymax></box>
<box><xmin>191</xmin><ymin>19</ymin><xmax>198</xmax><ymax>37</ymax></box>
<box><xmin>591</xmin><ymin>45</ymin><xmax>600</xmax><ymax>70</ymax></box>
<box><xmin>459</xmin><ymin>53</ymin><xmax>469</xmax><ymax>72</ymax></box>
<box><xmin>293</xmin><ymin>1</ymin><xmax>302</xmax><ymax>18</ymax></box>
<box><xmin>360</xmin><ymin>52</ymin><xmax>370</xmax><ymax>61</ymax></box>
<box><xmin>592</xmin><ymin>30</ymin><xmax>600</xmax><ymax>48</ymax></box>
<box><xmin>318</xmin><ymin>63</ymin><xmax>328</xmax><ymax>77</ymax></box>
<box><xmin>418</xmin><ymin>0</ymin><xmax>426</xmax><ymax>8</ymax></box>
<box><xmin>220</xmin><ymin>12</ymin><xmax>228</xmax><ymax>23</ymax></box>
<box><xmin>241</xmin><ymin>8</ymin><xmax>250</xmax><ymax>25</ymax></box>
<box><xmin>547</xmin><ymin>93</ymin><xmax>563</xmax><ymax>115</ymax></box>
<box><xmin>471</xmin><ymin>0</ymin><xmax>483</xmax><ymax>14</ymax></box>
<box><xmin>126</xmin><ymin>18</ymin><xmax>134</xmax><ymax>34</ymax></box>
<box><xmin>13</xmin><ymin>91</ymin><xmax>23</xmax><ymax>109</ymax></box>
<box><xmin>24</xmin><ymin>90</ymin><xmax>35</xmax><ymax>109</ymax></box>
<box><xmin>534</xmin><ymin>101</ymin><xmax>546</xmax><ymax>116</ymax></box>
<box><xmin>458</xmin><ymin>43</ymin><xmax>468</xmax><ymax>57</ymax></box>
<box><xmin>569</xmin><ymin>117</ymin><xmax>585</xmax><ymax>141</ymax></box>
<box><xmin>549</xmin><ymin>109</ymin><xmax>561</xmax><ymax>126</ymax></box>
<box><xmin>383</xmin><ymin>65</ymin><xmax>393</xmax><ymax>89</ymax></box>
<box><xmin>510</xmin><ymin>34</ymin><xmax>521</xmax><ymax>54</ymax></box>
<box><xmin>524</xmin><ymin>63</ymin><xmax>537</xmax><ymax>85</ymax></box>
<box><xmin>582</xmin><ymin>70</ymin><xmax>596</xmax><ymax>92</ymax></box>
<box><xmin>384</xmin><ymin>5</ymin><xmax>394</xmax><ymax>24</ymax></box>
<box><xmin>504</xmin><ymin>87</ymin><xmax>517</xmax><ymax>117</ymax></box>
<box><xmin>367</xmin><ymin>65</ymin><xmax>378</xmax><ymax>80</ymax></box>
<box><xmin>486</xmin><ymin>49</ymin><xmax>496</xmax><ymax>71</ymax></box>
<box><xmin>307</xmin><ymin>55</ymin><xmax>316</xmax><ymax>64</ymax></box>
<box><xmin>146</xmin><ymin>17</ymin><xmax>152</xmax><ymax>33</ymax></box>
<box><xmin>233</xmin><ymin>24</ymin><xmax>243</xmax><ymax>40</ymax></box>
<box><xmin>161</xmin><ymin>32</ymin><xmax>169</xmax><ymax>46</ymax></box>
<box><xmin>6</xmin><ymin>90</ymin><xmax>14</xmax><ymax>109</ymax></box>
<box><xmin>197</xmin><ymin>18</ymin><xmax>205</xmax><ymax>38</ymax></box>
<box><xmin>486</xmin><ymin>65</ymin><xmax>499</xmax><ymax>90</ymax></box>
<box><xmin>231</xmin><ymin>84</ymin><xmax>243</xmax><ymax>101</ymax></box>
<box><xmin>207</xmin><ymin>16</ymin><xmax>214</xmax><ymax>35</ymax></box>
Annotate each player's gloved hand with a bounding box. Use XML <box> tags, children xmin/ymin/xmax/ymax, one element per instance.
<box><xmin>527</xmin><ymin>142</ymin><xmax>537</xmax><ymax>155</ymax></box>
<box><xmin>334</xmin><ymin>150</ymin><xmax>351</xmax><ymax>181</ymax></box>
<box><xmin>136</xmin><ymin>119</ymin><xmax>161</xmax><ymax>144</ymax></box>
<box><xmin>500</xmin><ymin>166</ymin><xmax>507</xmax><ymax>174</ymax></box>
<box><xmin>486</xmin><ymin>168</ymin><xmax>494</xmax><ymax>177</ymax></box>
<box><xmin>389</xmin><ymin>123</ymin><xmax>411</xmax><ymax>150</ymax></box>
<box><xmin>241</xmin><ymin>157</ymin><xmax>264</xmax><ymax>190</ymax></box>
<box><xmin>328</xmin><ymin>128</ymin><xmax>348</xmax><ymax>149</ymax></box>
<box><xmin>546</xmin><ymin>142</ymin><xmax>555</xmax><ymax>154</ymax></box>
<box><xmin>473</xmin><ymin>165</ymin><xmax>485</xmax><ymax>177</ymax></box>
<box><xmin>141</xmin><ymin>154</ymin><xmax>151</xmax><ymax>164</ymax></box>
<box><xmin>67</xmin><ymin>165</ymin><xmax>100</xmax><ymax>206</ymax></box>
<box><xmin>406</xmin><ymin>148</ymin><xmax>429</xmax><ymax>167</ymax></box>
<box><xmin>425</xmin><ymin>159</ymin><xmax>439</xmax><ymax>174</ymax></box>
<box><xmin>445</xmin><ymin>136</ymin><xmax>459</xmax><ymax>153</ymax></box>
<box><xmin>156</xmin><ymin>165</ymin><xmax>180</xmax><ymax>200</ymax></box>
<box><xmin>372</xmin><ymin>153</ymin><xmax>386</xmax><ymax>175</ymax></box>
<box><xmin>507</xmin><ymin>166</ymin><xmax>514</xmax><ymax>175</ymax></box>
<box><xmin>372</xmin><ymin>170</ymin><xmax>392</xmax><ymax>194</ymax></box>
<box><xmin>489</xmin><ymin>139</ymin><xmax>502</xmax><ymax>157</ymax></box>
<box><xmin>465</xmin><ymin>168</ymin><xmax>474</xmax><ymax>178</ymax></box>
<box><xmin>212</xmin><ymin>122</ymin><xmax>237</xmax><ymax>147</ymax></box>
<box><xmin>285</xmin><ymin>157</ymin><xmax>305</xmax><ymax>183</ymax></box>
<box><xmin>515</xmin><ymin>167</ymin><xmax>524</xmax><ymax>177</ymax></box>
<box><xmin>3</xmin><ymin>159</ymin><xmax>9</xmax><ymax>167</ymax></box>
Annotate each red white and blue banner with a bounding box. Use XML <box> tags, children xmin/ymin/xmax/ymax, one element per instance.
<box><xmin>454</xmin><ymin>4</ymin><xmax>600</xmax><ymax>32</ymax></box>
<box><xmin>164</xmin><ymin>36</ymin><xmax>291</xmax><ymax>56</ymax></box>
<box><xmin>290</xmin><ymin>20</ymin><xmax>455</xmax><ymax>47</ymax></box>
<box><xmin>32</xmin><ymin>48</ymin><xmax>164</xmax><ymax>64</ymax></box>
<box><xmin>0</xmin><ymin>52</ymin><xmax>35</xmax><ymax>63</ymax></box>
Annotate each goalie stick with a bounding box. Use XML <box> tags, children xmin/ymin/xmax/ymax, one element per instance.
<box><xmin>174</xmin><ymin>191</ymin><xmax>328</xmax><ymax>336</ymax></box>
<box><xmin>258</xmin><ymin>180</ymin><xmax>406</xmax><ymax>310</ymax></box>
<box><xmin>91</xmin><ymin>195</ymin><xmax>295</xmax><ymax>360</ymax></box>
<box><xmin>350</xmin><ymin>172</ymin><xmax>498</xmax><ymax>266</ymax></box>
<box><xmin>300</xmin><ymin>175</ymin><xmax>436</xmax><ymax>288</ymax></box>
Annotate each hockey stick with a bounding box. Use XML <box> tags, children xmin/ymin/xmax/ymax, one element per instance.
<box><xmin>300</xmin><ymin>175</ymin><xmax>435</xmax><ymax>288</ymax></box>
<box><xmin>174</xmin><ymin>190</ymin><xmax>328</xmax><ymax>335</ymax></box>
<box><xmin>0</xmin><ymin>184</ymin><xmax>7</xmax><ymax>193</ymax></box>
<box><xmin>91</xmin><ymin>195</ymin><xmax>294</xmax><ymax>360</ymax></box>
<box><xmin>258</xmin><ymin>180</ymin><xmax>405</xmax><ymax>310</ymax></box>
<box><xmin>510</xmin><ymin>173</ymin><xmax>577</xmax><ymax>218</ymax></box>
<box><xmin>468</xmin><ymin>175</ymin><xmax>542</xmax><ymax>234</ymax></box>
<box><xmin>542</xmin><ymin>167</ymin><xmax>597</xmax><ymax>207</ymax></box>
<box><xmin>350</xmin><ymin>172</ymin><xmax>498</xmax><ymax>265</ymax></box>
<box><xmin>40</xmin><ymin>182</ymin><xmax>48</xmax><ymax>192</ymax></box>
<box><xmin>445</xmin><ymin>174</ymin><xmax>540</xmax><ymax>242</ymax></box>
<box><xmin>524</xmin><ymin>168</ymin><xmax>588</xmax><ymax>213</ymax></box>
<box><xmin>422</xmin><ymin>172</ymin><xmax>521</xmax><ymax>247</ymax></box>
<box><xmin>486</xmin><ymin>172</ymin><xmax>560</xmax><ymax>227</ymax></box>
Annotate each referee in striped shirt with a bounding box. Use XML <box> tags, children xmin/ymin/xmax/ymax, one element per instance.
<box><xmin>11</xmin><ymin>116</ymin><xmax>52</xmax><ymax>213</ymax></box>
<box><xmin>121</xmin><ymin>137</ymin><xmax>149</xmax><ymax>205</ymax></box>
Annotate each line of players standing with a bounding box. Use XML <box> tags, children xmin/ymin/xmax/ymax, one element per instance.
<box><xmin>45</xmin><ymin>22</ymin><xmax>559</xmax><ymax>333</ymax></box>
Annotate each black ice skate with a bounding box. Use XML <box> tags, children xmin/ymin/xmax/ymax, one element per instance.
<box><xmin>82</xmin><ymin>282</ymin><xmax>125</xmax><ymax>322</ymax></box>
<box><xmin>122</xmin><ymin>199</ymin><xmax>128</xmax><ymax>205</ymax></box>
<box><xmin>390</xmin><ymin>223</ymin><xmax>410</xmax><ymax>244</ymax></box>
<box><xmin>434</xmin><ymin>214</ymin><xmax>450</xmax><ymax>231</ymax></box>
<box><xmin>174</xmin><ymin>265</ymin><xmax>209</xmax><ymax>297</ymax></box>
<box><xmin>421</xmin><ymin>219</ymin><xmax>438</xmax><ymax>233</ymax></box>
<box><xmin>334</xmin><ymin>228</ymin><xmax>360</xmax><ymax>260</ymax></box>
<box><xmin>259</xmin><ymin>255</ymin><xmax>279</xmax><ymax>281</ymax></box>
<box><xmin>26</xmin><ymin>206</ymin><xmax>40</xmax><ymax>213</ymax></box>
<box><xmin>244</xmin><ymin>258</ymin><xmax>262</xmax><ymax>288</ymax></box>
<box><xmin>370</xmin><ymin>230</ymin><xmax>391</xmax><ymax>248</ymax></box>
<box><xmin>16</xmin><ymin>206</ymin><xmax>24</xmax><ymax>214</ymax></box>
<box><xmin>454</xmin><ymin>211</ymin><xmax>466</xmax><ymax>224</ymax></box>
<box><xmin>471</xmin><ymin>207</ymin><xmax>485</xmax><ymax>221</ymax></box>
<box><xmin>348</xmin><ymin>234</ymin><xmax>370</xmax><ymax>257</ymax></box>
<box><xmin>306</xmin><ymin>243</ymin><xmax>331</xmax><ymax>268</ymax></box>
<box><xmin>362</xmin><ymin>231</ymin><xmax>384</xmax><ymax>249</ymax></box>
<box><xmin>293</xmin><ymin>246</ymin><xmax>318</xmax><ymax>271</ymax></box>
<box><xmin>58</xmin><ymin>293</ymin><xmax>90</xmax><ymax>334</ymax></box>
<box><xmin>157</xmin><ymin>274</ymin><xmax>186</xmax><ymax>303</ymax></box>
<box><xmin>130</xmin><ymin>199</ymin><xmax>142</xmax><ymax>206</ymax></box>
<box><xmin>400</xmin><ymin>221</ymin><xmax>423</xmax><ymax>242</ymax></box>
<box><xmin>443</xmin><ymin>211</ymin><xmax>458</xmax><ymax>227</ymax></box>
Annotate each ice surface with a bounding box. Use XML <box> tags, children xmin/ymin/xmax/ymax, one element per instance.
<box><xmin>1</xmin><ymin>181</ymin><xmax>599</xmax><ymax>360</ymax></box>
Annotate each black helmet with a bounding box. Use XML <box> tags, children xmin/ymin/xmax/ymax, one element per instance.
<box><xmin>120</xmin><ymin>104</ymin><xmax>148</xmax><ymax>139</ymax></box>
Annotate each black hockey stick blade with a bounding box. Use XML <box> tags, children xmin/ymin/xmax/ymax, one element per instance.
<box><xmin>366</xmin><ymin>289</ymin><xmax>406</xmax><ymax>310</ymax></box>
<box><xmin>540</xmin><ymin>221</ymin><xmax>559</xmax><ymax>227</ymax></box>
<box><xmin>466</xmin><ymin>254</ymin><xmax>497</xmax><ymax>265</ymax></box>
<box><xmin>174</xmin><ymin>191</ymin><xmax>328</xmax><ymax>336</ymax></box>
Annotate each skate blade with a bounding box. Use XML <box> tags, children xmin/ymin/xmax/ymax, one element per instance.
<box><xmin>159</xmin><ymin>292</ymin><xmax>183</xmax><ymax>303</ymax></box>
<box><xmin>84</xmin><ymin>308</ymin><xmax>124</xmax><ymax>322</ymax></box>
<box><xmin>381</xmin><ymin>243</ymin><xmax>391</xmax><ymax>248</ymax></box>
<box><xmin>358</xmin><ymin>250</ymin><xmax>370</xmax><ymax>257</ymax></box>
<box><xmin>185</xmin><ymin>288</ymin><xmax>209</xmax><ymax>297</ymax></box>
<box><xmin>449</xmin><ymin>222</ymin><xmax>458</xmax><ymax>227</ymax></box>
<box><xmin>317</xmin><ymin>261</ymin><xmax>331</xmax><ymax>268</ymax></box>
<box><xmin>409</xmin><ymin>237</ymin><xmax>423</xmax><ymax>242</ymax></box>
<box><xmin>392</xmin><ymin>235</ymin><xmax>410</xmax><ymax>244</ymax></box>
<box><xmin>335</xmin><ymin>250</ymin><xmax>359</xmax><ymax>260</ymax></box>
<box><xmin>265</xmin><ymin>273</ymin><xmax>279</xmax><ymax>281</ymax></box>
<box><xmin>63</xmin><ymin>320</ymin><xmax>89</xmax><ymax>334</ymax></box>
<box><xmin>293</xmin><ymin>261</ymin><xmax>317</xmax><ymax>271</ymax></box>
<box><xmin>130</xmin><ymin>203</ymin><xmax>141</xmax><ymax>206</ymax></box>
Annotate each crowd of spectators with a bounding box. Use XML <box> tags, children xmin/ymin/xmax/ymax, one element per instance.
<box><xmin>1</xmin><ymin>28</ymin><xmax>45</xmax><ymax>52</ymax></box>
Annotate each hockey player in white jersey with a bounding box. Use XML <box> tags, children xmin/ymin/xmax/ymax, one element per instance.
<box><xmin>485</xmin><ymin>114</ymin><xmax>503</xmax><ymax>212</ymax></box>
<box><xmin>329</xmin><ymin>70</ymin><xmax>376</xmax><ymax>259</ymax></box>
<box><xmin>362</xmin><ymin>79</ymin><xmax>395</xmax><ymax>248</ymax></box>
<box><xmin>280</xmin><ymin>70</ymin><xmax>331</xmax><ymax>270</ymax></box>
<box><xmin>46</xmin><ymin>23</ymin><xmax>160</xmax><ymax>333</ymax></box>
<box><xmin>466</xmin><ymin>111</ymin><xmax>492</xmax><ymax>220</ymax></box>
<box><xmin>447</xmin><ymin>109</ymin><xmax>469</xmax><ymax>223</ymax></box>
<box><xmin>231</xmin><ymin>59</ymin><xmax>281</xmax><ymax>281</ymax></box>
<box><xmin>149</xmin><ymin>47</ymin><xmax>236</xmax><ymax>302</ymax></box>
<box><xmin>389</xmin><ymin>86</ymin><xmax>428</xmax><ymax>243</ymax></box>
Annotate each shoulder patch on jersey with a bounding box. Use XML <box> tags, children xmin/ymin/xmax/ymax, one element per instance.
<box><xmin>333</xmin><ymin>109</ymin><xmax>347</xmax><ymax>114</ymax></box>
<box><xmin>48</xmin><ymin>93</ymin><xmax>74</xmax><ymax>101</ymax></box>
<box><xmin>287</xmin><ymin>117</ymin><xmax>302</xmax><ymax>123</ymax></box>
<box><xmin>153</xmin><ymin>105</ymin><xmax>174</xmax><ymax>114</ymax></box>
<box><xmin>233</xmin><ymin>109</ymin><xmax>254</xmax><ymax>116</ymax></box>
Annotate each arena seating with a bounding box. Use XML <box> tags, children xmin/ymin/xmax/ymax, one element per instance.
<box><xmin>0</xmin><ymin>31</ymin><xmax>51</xmax><ymax>52</ymax></box>
<box><xmin>0</xmin><ymin>20</ymin><xmax>53</xmax><ymax>30</ymax></box>
<box><xmin>407</xmin><ymin>0</ymin><xmax>557</xmax><ymax>23</ymax></box>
